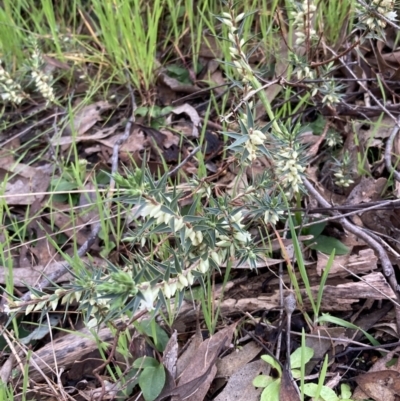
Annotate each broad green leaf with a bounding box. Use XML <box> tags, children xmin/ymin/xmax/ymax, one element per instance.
<box><xmin>261</xmin><ymin>355</ymin><xmax>282</xmax><ymax>377</ymax></box>
<box><xmin>140</xmin><ymin>319</ymin><xmax>169</xmax><ymax>351</ymax></box>
<box><xmin>139</xmin><ymin>364</ymin><xmax>166</xmax><ymax>401</ymax></box>
<box><xmin>305</xmin><ymin>221</ymin><xmax>326</xmax><ymax>238</ymax></box>
<box><xmin>340</xmin><ymin>383</ymin><xmax>352</xmax><ymax>399</ymax></box>
<box><xmin>133</xmin><ymin>357</ymin><xmax>159</xmax><ymax>369</ymax></box>
<box><xmin>50</xmin><ymin>179</ymin><xmax>77</xmax><ymax>192</ymax></box>
<box><xmin>253</xmin><ymin>374</ymin><xmax>274</xmax><ymax>388</ymax></box>
<box><xmin>116</xmin><ymin>368</ymin><xmax>139</xmax><ymax>398</ymax></box>
<box><xmin>291</xmin><ymin>369</ymin><xmax>301</xmax><ymax>379</ymax></box>
<box><xmin>260</xmin><ymin>378</ymin><xmax>280</xmax><ymax>401</ymax></box>
<box><xmin>304</xmin><ymin>383</ymin><xmax>339</xmax><ymax>401</ymax></box>
<box><xmin>309</xmin><ymin>235</ymin><xmax>350</xmax><ymax>255</ymax></box>
<box><xmin>290</xmin><ymin>346</ymin><xmax>313</xmax><ymax>369</ymax></box>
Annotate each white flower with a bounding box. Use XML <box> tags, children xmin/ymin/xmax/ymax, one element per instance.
<box><xmin>31</xmin><ymin>69</ymin><xmax>55</xmax><ymax>102</ymax></box>
<box><xmin>249</xmin><ymin>129</ymin><xmax>266</xmax><ymax>146</ymax></box>
<box><xmin>274</xmin><ymin>146</ymin><xmax>305</xmax><ymax>196</ymax></box>
<box><xmin>163</xmin><ymin>281</ymin><xmax>173</xmax><ymax>298</ymax></box>
<box><xmin>149</xmin><ymin>204</ymin><xmax>162</xmax><ymax>218</ymax></box>
<box><xmin>211</xmin><ymin>251</ymin><xmax>221</xmax><ymax>265</ymax></box>
<box><xmin>385</xmin><ymin>11</ymin><xmax>397</xmax><ymax>21</ymax></box>
<box><xmin>139</xmin><ymin>203</ymin><xmax>153</xmax><ymax>217</ymax></box>
<box><xmin>156</xmin><ymin>211</ymin><xmax>167</xmax><ymax>224</ymax></box>
<box><xmin>187</xmin><ymin>271</ymin><xmax>194</xmax><ymax>285</ymax></box>
<box><xmin>87</xmin><ymin>317</ymin><xmax>99</xmax><ymax>329</ymax></box>
<box><xmin>235</xmin><ymin>12</ymin><xmax>245</xmax><ymax>22</ymax></box>
<box><xmin>139</xmin><ymin>283</ymin><xmax>158</xmax><ymax>311</ymax></box>
<box><xmin>194</xmin><ymin>230</ymin><xmax>203</xmax><ymax>246</ymax></box>
<box><xmin>264</xmin><ymin>209</ymin><xmax>284</xmax><ymax>225</ymax></box>
<box><xmin>231</xmin><ymin>211</ymin><xmax>245</xmax><ymax>226</ymax></box>
<box><xmin>221</xmin><ymin>18</ymin><xmax>233</xmax><ymax>28</ymax></box>
<box><xmin>174</xmin><ymin>217</ymin><xmax>185</xmax><ymax>232</ymax></box>
<box><xmin>216</xmin><ymin>239</ymin><xmax>231</xmax><ymax>247</ymax></box>
<box><xmin>229</xmin><ymin>46</ymin><xmax>239</xmax><ymax>56</ymax></box>
<box><xmin>185</xmin><ymin>227</ymin><xmax>203</xmax><ymax>246</ymax></box>
<box><xmin>244</xmin><ymin>140</ymin><xmax>257</xmax><ymax>161</ymax></box>
<box><xmin>178</xmin><ymin>274</ymin><xmax>188</xmax><ymax>287</ymax></box>
<box><xmin>198</xmin><ymin>259</ymin><xmax>210</xmax><ymax>274</ymax></box>
<box><xmin>234</xmin><ymin>231</ymin><xmax>252</xmax><ymax>243</ymax></box>
<box><xmin>168</xmin><ymin>281</ymin><xmax>178</xmax><ymax>297</ymax></box>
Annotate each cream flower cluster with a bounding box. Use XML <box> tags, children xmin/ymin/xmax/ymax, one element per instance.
<box><xmin>238</xmin><ymin>111</ymin><xmax>267</xmax><ymax>162</ymax></box>
<box><xmin>31</xmin><ymin>69</ymin><xmax>55</xmax><ymax>103</ymax></box>
<box><xmin>334</xmin><ymin>151</ymin><xmax>354</xmax><ymax>187</ymax></box>
<box><xmin>10</xmin><ymin>206</ymin><xmax>254</xmax><ymax>319</ymax></box>
<box><xmin>264</xmin><ymin>209</ymin><xmax>284</xmax><ymax>225</ymax></box>
<box><xmin>0</xmin><ymin>62</ymin><xmax>25</xmax><ymax>104</ymax></box>
<box><xmin>334</xmin><ymin>171</ymin><xmax>354</xmax><ymax>187</ymax></box>
<box><xmin>244</xmin><ymin>128</ymin><xmax>267</xmax><ymax>161</ymax></box>
<box><xmin>274</xmin><ymin>146</ymin><xmax>306</xmax><ymax>195</ymax></box>
<box><xmin>216</xmin><ymin>210</ymin><xmax>252</xmax><ymax>246</ymax></box>
<box><xmin>320</xmin><ymin>79</ymin><xmax>341</xmax><ymax>106</ymax></box>
<box><xmin>140</xmin><ymin>201</ymin><xmax>251</xmax><ymax>247</ymax></box>
<box><xmin>326</xmin><ymin>130</ymin><xmax>343</xmax><ymax>148</ymax></box>
<box><xmin>296</xmin><ymin>65</ymin><xmax>316</xmax><ymax>81</ymax></box>
<box><xmin>136</xmin><ymin>202</ymin><xmax>253</xmax><ymax>309</ymax></box>
<box><xmin>361</xmin><ymin>0</ymin><xmax>397</xmax><ymax>29</ymax></box>
<box><xmin>291</xmin><ymin>0</ymin><xmax>318</xmax><ymax>45</ymax></box>
<box><xmin>220</xmin><ymin>11</ymin><xmax>254</xmax><ymax>84</ymax></box>
<box><xmin>31</xmin><ymin>45</ymin><xmax>55</xmax><ymax>103</ymax></box>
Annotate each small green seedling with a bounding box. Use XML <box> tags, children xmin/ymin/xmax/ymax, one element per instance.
<box><xmin>132</xmin><ymin>357</ymin><xmax>166</xmax><ymax>401</ymax></box>
<box><xmin>253</xmin><ymin>347</ymin><xmax>355</xmax><ymax>401</ymax></box>
<box><xmin>304</xmin><ymin>382</ymin><xmax>354</xmax><ymax>401</ymax></box>
<box><xmin>253</xmin><ymin>346</ymin><xmax>313</xmax><ymax>401</ymax></box>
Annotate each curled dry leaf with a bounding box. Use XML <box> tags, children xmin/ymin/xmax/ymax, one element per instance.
<box><xmin>158</xmin><ymin>71</ymin><xmax>200</xmax><ymax>94</ymax></box>
<box><xmin>63</xmin><ymin>100</ymin><xmax>112</xmax><ymax>136</ymax></box>
<box><xmin>156</xmin><ymin>324</ymin><xmax>237</xmax><ymax>401</ymax></box>
<box><xmin>0</xmin><ymin>161</ymin><xmax>51</xmax><ymax>205</ymax></box>
<box><xmin>214</xmin><ymin>359</ymin><xmax>270</xmax><ymax>401</ymax></box>
<box><xmin>354</xmin><ymin>370</ymin><xmax>400</xmax><ymax>401</ymax></box>
<box><xmin>169</xmin><ymin>103</ymin><xmax>201</xmax><ymax>138</ymax></box>
<box><xmin>216</xmin><ymin>341</ymin><xmax>262</xmax><ymax>378</ymax></box>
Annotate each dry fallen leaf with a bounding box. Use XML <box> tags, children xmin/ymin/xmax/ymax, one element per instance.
<box><xmin>0</xmin><ymin>161</ymin><xmax>51</xmax><ymax>205</ymax></box>
<box><xmin>216</xmin><ymin>341</ymin><xmax>262</xmax><ymax>378</ymax></box>
<box><xmin>214</xmin><ymin>359</ymin><xmax>270</xmax><ymax>401</ymax></box>
<box><xmin>354</xmin><ymin>370</ymin><xmax>400</xmax><ymax>401</ymax></box>
<box><xmin>169</xmin><ymin>103</ymin><xmax>201</xmax><ymax>138</ymax></box>
<box><xmin>345</xmin><ymin>176</ymin><xmax>387</xmax><ymax>205</ymax></box>
<box><xmin>63</xmin><ymin>100</ymin><xmax>112</xmax><ymax>136</ymax></box>
<box><xmin>157</xmin><ymin>324</ymin><xmax>237</xmax><ymax>401</ymax></box>
<box><xmin>52</xmin><ymin>125</ymin><xmax>119</xmax><ymax>146</ymax></box>
<box><xmin>163</xmin><ymin>330</ymin><xmax>178</xmax><ymax>380</ymax></box>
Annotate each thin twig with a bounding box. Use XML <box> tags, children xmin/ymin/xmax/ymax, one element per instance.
<box><xmin>166</xmin><ymin>145</ymin><xmax>201</xmax><ymax>178</ymax></box>
<box><xmin>385</xmin><ymin>115</ymin><xmax>400</xmax><ymax>183</ymax></box>
<box><xmin>303</xmin><ymin>177</ymin><xmax>400</xmax><ymax>335</ymax></box>
<box><xmin>326</xmin><ymin>44</ymin><xmax>400</xmax><ymax>128</ymax></box>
